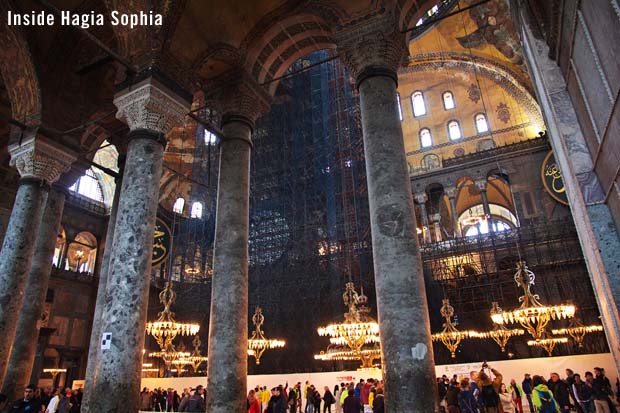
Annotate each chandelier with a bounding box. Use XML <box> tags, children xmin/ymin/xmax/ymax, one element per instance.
<box><xmin>480</xmin><ymin>302</ymin><xmax>525</xmax><ymax>352</ymax></box>
<box><xmin>146</xmin><ymin>282</ymin><xmax>201</xmax><ymax>350</ymax></box>
<box><xmin>178</xmin><ymin>335</ymin><xmax>209</xmax><ymax>374</ymax></box>
<box><xmin>431</xmin><ymin>298</ymin><xmax>483</xmax><ymax>358</ymax></box>
<box><xmin>552</xmin><ymin>317</ymin><xmax>603</xmax><ymax>348</ymax></box>
<box><xmin>247</xmin><ymin>306</ymin><xmax>285</xmax><ymax>365</ymax></box>
<box><xmin>527</xmin><ymin>334</ymin><xmax>568</xmax><ymax>356</ymax></box>
<box><xmin>315</xmin><ymin>282</ymin><xmax>381</xmax><ymax>368</ymax></box>
<box><xmin>149</xmin><ymin>342</ymin><xmax>191</xmax><ymax>369</ymax></box>
<box><xmin>490</xmin><ymin>262</ymin><xmax>574</xmax><ymax>340</ymax></box>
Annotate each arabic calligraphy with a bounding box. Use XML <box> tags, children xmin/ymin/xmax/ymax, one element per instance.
<box><xmin>541</xmin><ymin>151</ymin><xmax>569</xmax><ymax>205</ymax></box>
<box><xmin>152</xmin><ymin>218</ymin><xmax>171</xmax><ymax>266</ymax></box>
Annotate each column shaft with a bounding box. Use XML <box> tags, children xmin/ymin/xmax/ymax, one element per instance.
<box><xmin>83</xmin><ymin>170</ymin><xmax>122</xmax><ymax>405</ymax></box>
<box><xmin>2</xmin><ymin>188</ymin><xmax>65</xmax><ymax>401</ymax></box>
<box><xmin>0</xmin><ymin>178</ymin><xmax>49</xmax><ymax>386</ymax></box>
<box><xmin>206</xmin><ymin>120</ymin><xmax>251</xmax><ymax>413</ymax></box>
<box><xmin>449</xmin><ymin>197</ymin><xmax>461</xmax><ymax>238</ymax></box>
<box><xmin>86</xmin><ymin>131</ymin><xmax>164</xmax><ymax>412</ymax></box>
<box><xmin>480</xmin><ymin>189</ymin><xmax>494</xmax><ymax>232</ymax></box>
<box><xmin>358</xmin><ymin>75</ymin><xmax>436</xmax><ymax>412</ymax></box>
<box><xmin>419</xmin><ymin>201</ymin><xmax>431</xmax><ymax>244</ymax></box>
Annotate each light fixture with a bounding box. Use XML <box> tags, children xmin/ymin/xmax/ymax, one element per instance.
<box><xmin>146</xmin><ymin>282</ymin><xmax>200</xmax><ymax>350</ymax></box>
<box><xmin>490</xmin><ymin>262</ymin><xmax>574</xmax><ymax>340</ymax></box>
<box><xmin>431</xmin><ymin>298</ymin><xmax>484</xmax><ymax>358</ymax></box>
<box><xmin>182</xmin><ymin>335</ymin><xmax>209</xmax><ymax>373</ymax></box>
<box><xmin>248</xmin><ymin>306</ymin><xmax>285</xmax><ymax>365</ymax></box>
<box><xmin>480</xmin><ymin>302</ymin><xmax>525</xmax><ymax>352</ymax></box>
<box><xmin>527</xmin><ymin>335</ymin><xmax>568</xmax><ymax>356</ymax></box>
<box><xmin>315</xmin><ymin>282</ymin><xmax>381</xmax><ymax>368</ymax></box>
<box><xmin>552</xmin><ymin>317</ymin><xmax>603</xmax><ymax>348</ymax></box>
<box><xmin>148</xmin><ymin>342</ymin><xmax>191</xmax><ymax>369</ymax></box>
<box><xmin>43</xmin><ymin>368</ymin><xmax>67</xmax><ymax>381</ymax></box>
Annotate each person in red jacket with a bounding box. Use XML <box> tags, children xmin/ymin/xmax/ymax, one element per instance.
<box><xmin>247</xmin><ymin>389</ymin><xmax>260</xmax><ymax>413</ymax></box>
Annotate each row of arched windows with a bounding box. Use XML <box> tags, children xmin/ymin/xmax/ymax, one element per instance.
<box><xmin>172</xmin><ymin>198</ymin><xmax>203</xmax><ymax>218</ymax></box>
<box><xmin>417</xmin><ymin>114</ymin><xmax>489</xmax><ymax>148</ymax></box>
<box><xmin>396</xmin><ymin>91</ymin><xmax>458</xmax><ymax>120</ymax></box>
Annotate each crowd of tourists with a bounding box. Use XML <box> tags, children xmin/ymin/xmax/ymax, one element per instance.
<box><xmin>437</xmin><ymin>363</ymin><xmax>619</xmax><ymax>413</ymax></box>
<box><xmin>0</xmin><ymin>385</ymin><xmax>82</xmax><ymax>413</ymax></box>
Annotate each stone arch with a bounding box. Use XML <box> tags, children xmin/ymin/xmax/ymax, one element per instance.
<box><xmin>401</xmin><ymin>52</ymin><xmax>544</xmax><ymax>131</ymax></box>
<box><xmin>0</xmin><ymin>3</ymin><xmax>41</xmax><ymax>126</ymax></box>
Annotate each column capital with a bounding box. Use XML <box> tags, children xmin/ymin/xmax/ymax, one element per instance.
<box><xmin>113</xmin><ymin>77</ymin><xmax>191</xmax><ymax>136</ymax></box>
<box><xmin>205</xmin><ymin>71</ymin><xmax>272</xmax><ymax>130</ymax></box>
<box><xmin>474</xmin><ymin>179</ymin><xmax>488</xmax><ymax>191</ymax></box>
<box><xmin>336</xmin><ymin>15</ymin><xmax>407</xmax><ymax>88</ymax></box>
<box><xmin>444</xmin><ymin>187</ymin><xmax>457</xmax><ymax>198</ymax></box>
<box><xmin>8</xmin><ymin>135</ymin><xmax>77</xmax><ymax>184</ymax></box>
<box><xmin>414</xmin><ymin>192</ymin><xmax>428</xmax><ymax>204</ymax></box>
<box><xmin>430</xmin><ymin>213</ymin><xmax>441</xmax><ymax>223</ymax></box>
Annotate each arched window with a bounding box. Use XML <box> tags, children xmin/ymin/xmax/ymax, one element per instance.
<box><xmin>204</xmin><ymin>130</ymin><xmax>217</xmax><ymax>145</ymax></box>
<box><xmin>475</xmin><ymin>113</ymin><xmax>489</xmax><ymax>133</ymax></box>
<box><xmin>411</xmin><ymin>91</ymin><xmax>426</xmax><ymax>117</ymax></box>
<box><xmin>190</xmin><ymin>202</ymin><xmax>203</xmax><ymax>218</ymax></box>
<box><xmin>419</xmin><ymin>128</ymin><xmax>433</xmax><ymax>148</ymax></box>
<box><xmin>173</xmin><ymin>197</ymin><xmax>185</xmax><ymax>214</ymax></box>
<box><xmin>448</xmin><ymin>120</ymin><xmax>462</xmax><ymax>140</ymax></box>
<box><xmin>396</xmin><ymin>93</ymin><xmax>403</xmax><ymax>121</ymax></box>
<box><xmin>442</xmin><ymin>91</ymin><xmax>455</xmax><ymax>110</ymax></box>
<box><xmin>69</xmin><ymin>169</ymin><xmax>104</xmax><ymax>202</ymax></box>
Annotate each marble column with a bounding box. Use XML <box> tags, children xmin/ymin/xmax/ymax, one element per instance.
<box><xmin>415</xmin><ymin>193</ymin><xmax>431</xmax><ymax>244</ymax></box>
<box><xmin>84</xmin><ymin>77</ymin><xmax>189</xmax><ymax>412</ymax></box>
<box><xmin>206</xmin><ymin>75</ymin><xmax>271</xmax><ymax>413</ymax></box>
<box><xmin>82</xmin><ymin>155</ymin><xmax>124</xmax><ymax>406</ymax></box>
<box><xmin>431</xmin><ymin>214</ymin><xmax>442</xmax><ymax>242</ymax></box>
<box><xmin>475</xmin><ymin>180</ymin><xmax>494</xmax><ymax>233</ymax></box>
<box><xmin>1</xmin><ymin>186</ymin><xmax>66</xmax><ymax>401</ymax></box>
<box><xmin>445</xmin><ymin>187</ymin><xmax>461</xmax><ymax>238</ymax></box>
<box><xmin>338</xmin><ymin>20</ymin><xmax>438</xmax><ymax>413</ymax></box>
<box><xmin>0</xmin><ymin>136</ymin><xmax>75</xmax><ymax>388</ymax></box>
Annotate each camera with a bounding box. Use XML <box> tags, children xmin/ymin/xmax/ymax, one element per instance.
<box><xmin>481</xmin><ymin>361</ymin><xmax>488</xmax><ymax>368</ymax></box>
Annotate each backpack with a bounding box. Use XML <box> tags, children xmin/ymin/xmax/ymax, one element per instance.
<box><xmin>480</xmin><ymin>384</ymin><xmax>499</xmax><ymax>407</ymax></box>
<box><xmin>536</xmin><ymin>389</ymin><xmax>557</xmax><ymax>413</ymax></box>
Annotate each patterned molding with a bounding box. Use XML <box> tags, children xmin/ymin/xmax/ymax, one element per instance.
<box><xmin>576</xmin><ymin>11</ymin><xmax>614</xmax><ymax>103</ymax></box>
<box><xmin>8</xmin><ymin>135</ymin><xmax>77</xmax><ymax>183</ymax></box>
<box><xmin>114</xmin><ymin>77</ymin><xmax>190</xmax><ymax>135</ymax></box>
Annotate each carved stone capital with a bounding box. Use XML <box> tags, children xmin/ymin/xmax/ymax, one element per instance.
<box><xmin>205</xmin><ymin>71</ymin><xmax>272</xmax><ymax>129</ymax></box>
<box><xmin>474</xmin><ymin>180</ymin><xmax>488</xmax><ymax>191</ymax></box>
<box><xmin>336</xmin><ymin>15</ymin><xmax>407</xmax><ymax>87</ymax></box>
<box><xmin>444</xmin><ymin>187</ymin><xmax>457</xmax><ymax>199</ymax></box>
<box><xmin>414</xmin><ymin>192</ymin><xmax>428</xmax><ymax>204</ymax></box>
<box><xmin>430</xmin><ymin>213</ymin><xmax>441</xmax><ymax>223</ymax></box>
<box><xmin>9</xmin><ymin>135</ymin><xmax>77</xmax><ymax>184</ymax></box>
<box><xmin>113</xmin><ymin>77</ymin><xmax>190</xmax><ymax>136</ymax></box>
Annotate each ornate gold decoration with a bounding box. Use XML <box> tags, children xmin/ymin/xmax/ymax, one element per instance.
<box><xmin>152</xmin><ymin>217</ymin><xmax>172</xmax><ymax>266</ymax></box>
<box><xmin>432</xmin><ymin>298</ymin><xmax>484</xmax><ymax>358</ymax></box>
<box><xmin>315</xmin><ymin>283</ymin><xmax>381</xmax><ymax>368</ymax></box>
<box><xmin>480</xmin><ymin>303</ymin><xmax>525</xmax><ymax>352</ymax></box>
<box><xmin>149</xmin><ymin>342</ymin><xmax>191</xmax><ymax>369</ymax></box>
<box><xmin>43</xmin><ymin>368</ymin><xmax>67</xmax><ymax>381</ymax></box>
<box><xmin>552</xmin><ymin>317</ymin><xmax>603</xmax><ymax>348</ymax></box>
<box><xmin>247</xmin><ymin>307</ymin><xmax>285</xmax><ymax>365</ymax></box>
<box><xmin>491</xmin><ymin>262</ymin><xmax>574</xmax><ymax>340</ymax></box>
<box><xmin>146</xmin><ymin>282</ymin><xmax>200</xmax><ymax>350</ymax></box>
<box><xmin>541</xmin><ymin>151</ymin><xmax>569</xmax><ymax>205</ymax></box>
<box><xmin>527</xmin><ymin>335</ymin><xmax>568</xmax><ymax>356</ymax></box>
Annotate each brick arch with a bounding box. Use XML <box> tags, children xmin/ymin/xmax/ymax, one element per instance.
<box><xmin>402</xmin><ymin>52</ymin><xmax>544</xmax><ymax>131</ymax></box>
<box><xmin>0</xmin><ymin>4</ymin><xmax>41</xmax><ymax>126</ymax></box>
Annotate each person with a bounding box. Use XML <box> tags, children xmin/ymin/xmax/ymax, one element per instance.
<box><xmin>333</xmin><ymin>385</ymin><xmax>341</xmax><ymax>413</ymax></box>
<box><xmin>548</xmin><ymin>372</ymin><xmax>572</xmax><ymax>413</ymax></box>
<box><xmin>592</xmin><ymin>368</ymin><xmax>614</xmax><ymax>413</ymax></box>
<box><xmin>40</xmin><ymin>386</ymin><xmax>53</xmax><ymax>410</ymax></box>
<box><xmin>477</xmin><ymin>362</ymin><xmax>502</xmax><ymax>413</ymax></box>
<box><xmin>267</xmin><ymin>387</ymin><xmax>287</xmax><ymax>413</ymax></box>
<box><xmin>446</xmin><ymin>381</ymin><xmax>460</xmax><ymax>413</ymax></box>
<box><xmin>263</xmin><ymin>387</ymin><xmax>272</xmax><ymax>413</ymax></box>
<box><xmin>141</xmin><ymin>387</ymin><xmax>151</xmax><ymax>411</ymax></box>
<box><xmin>531</xmin><ymin>375</ymin><xmax>559</xmax><ymax>413</ymax></box>
<box><xmin>458</xmin><ymin>379</ymin><xmax>477</xmax><ymax>413</ymax></box>
<box><xmin>573</xmin><ymin>373</ymin><xmax>594</xmax><ymax>413</ymax></box>
<box><xmin>313</xmin><ymin>387</ymin><xmax>322</xmax><ymax>413</ymax></box>
<box><xmin>371</xmin><ymin>389</ymin><xmax>384</xmax><ymax>413</ymax></box>
<box><xmin>8</xmin><ymin>384</ymin><xmax>42</xmax><ymax>413</ymax></box>
<box><xmin>187</xmin><ymin>385</ymin><xmax>206</xmax><ymax>412</ymax></box>
<box><xmin>523</xmin><ymin>374</ymin><xmax>535</xmax><ymax>413</ymax></box>
<box><xmin>511</xmin><ymin>378</ymin><xmax>524</xmax><ymax>413</ymax></box>
<box><xmin>290</xmin><ymin>384</ymin><xmax>301</xmax><ymax>413</ymax></box>
<box><xmin>57</xmin><ymin>390</ymin><xmax>70</xmax><ymax>413</ymax></box>
<box><xmin>45</xmin><ymin>388</ymin><xmax>60</xmax><ymax>413</ymax></box>
<box><xmin>342</xmin><ymin>387</ymin><xmax>362</xmax><ymax>413</ymax></box>
<box><xmin>500</xmin><ymin>383</ymin><xmax>517</xmax><ymax>413</ymax></box>
<box><xmin>178</xmin><ymin>388</ymin><xmax>191</xmax><ymax>412</ymax></box>
<box><xmin>339</xmin><ymin>385</ymin><xmax>348</xmax><ymax>408</ymax></box>
<box><xmin>361</xmin><ymin>380</ymin><xmax>373</xmax><ymax>413</ymax></box>
<box><xmin>322</xmin><ymin>386</ymin><xmax>335</xmax><ymax>413</ymax></box>
<box><xmin>248</xmin><ymin>389</ymin><xmax>260</xmax><ymax>413</ymax></box>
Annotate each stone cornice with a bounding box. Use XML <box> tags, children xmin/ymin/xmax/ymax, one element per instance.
<box><xmin>8</xmin><ymin>135</ymin><xmax>77</xmax><ymax>184</ymax></box>
<box><xmin>113</xmin><ymin>77</ymin><xmax>191</xmax><ymax>136</ymax></box>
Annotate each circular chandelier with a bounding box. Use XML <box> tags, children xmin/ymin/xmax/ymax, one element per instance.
<box><xmin>527</xmin><ymin>335</ymin><xmax>568</xmax><ymax>356</ymax></box>
<box><xmin>247</xmin><ymin>306</ymin><xmax>285</xmax><ymax>365</ymax></box>
<box><xmin>431</xmin><ymin>298</ymin><xmax>484</xmax><ymax>358</ymax></box>
<box><xmin>315</xmin><ymin>282</ymin><xmax>381</xmax><ymax>368</ymax></box>
<box><xmin>552</xmin><ymin>317</ymin><xmax>603</xmax><ymax>348</ymax></box>
<box><xmin>146</xmin><ymin>282</ymin><xmax>200</xmax><ymax>350</ymax></box>
<box><xmin>490</xmin><ymin>262</ymin><xmax>574</xmax><ymax>340</ymax></box>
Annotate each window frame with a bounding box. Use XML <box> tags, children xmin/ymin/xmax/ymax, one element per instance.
<box><xmin>442</xmin><ymin>91</ymin><xmax>456</xmax><ymax>110</ymax></box>
<box><xmin>411</xmin><ymin>90</ymin><xmax>427</xmax><ymax>118</ymax></box>
<box><xmin>419</xmin><ymin>128</ymin><xmax>433</xmax><ymax>148</ymax></box>
<box><xmin>190</xmin><ymin>201</ymin><xmax>203</xmax><ymax>219</ymax></box>
<box><xmin>396</xmin><ymin>93</ymin><xmax>403</xmax><ymax>121</ymax></box>
<box><xmin>447</xmin><ymin>119</ymin><xmax>462</xmax><ymax>141</ymax></box>
<box><xmin>173</xmin><ymin>197</ymin><xmax>185</xmax><ymax>214</ymax></box>
<box><xmin>474</xmin><ymin>112</ymin><xmax>489</xmax><ymax>134</ymax></box>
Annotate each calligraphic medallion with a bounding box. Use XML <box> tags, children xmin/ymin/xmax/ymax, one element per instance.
<box><xmin>541</xmin><ymin>150</ymin><xmax>569</xmax><ymax>205</ymax></box>
<box><xmin>152</xmin><ymin>217</ymin><xmax>172</xmax><ymax>266</ymax></box>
